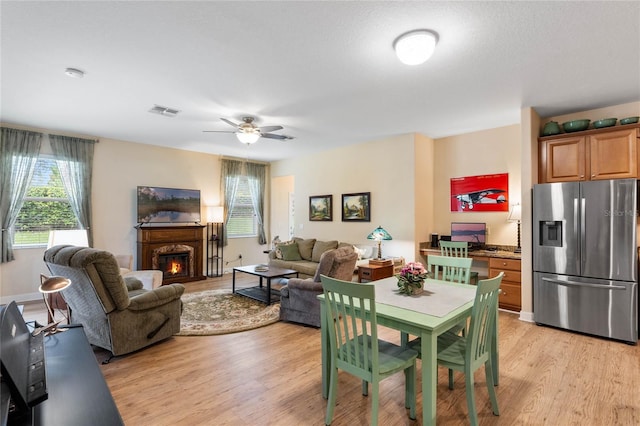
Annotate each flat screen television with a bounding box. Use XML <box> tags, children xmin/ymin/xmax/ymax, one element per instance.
<box><xmin>451</xmin><ymin>222</ymin><xmax>486</xmax><ymax>249</ymax></box>
<box><xmin>137</xmin><ymin>186</ymin><xmax>201</xmax><ymax>224</ymax></box>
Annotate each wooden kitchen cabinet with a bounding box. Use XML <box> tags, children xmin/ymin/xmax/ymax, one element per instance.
<box><xmin>489</xmin><ymin>257</ymin><xmax>521</xmax><ymax>311</ymax></box>
<box><xmin>539</xmin><ymin>135</ymin><xmax>586</xmax><ymax>182</ymax></box>
<box><xmin>538</xmin><ymin>124</ymin><xmax>639</xmax><ymax>183</ymax></box>
<box><xmin>589</xmin><ymin>128</ymin><xmax>638</xmax><ymax>180</ymax></box>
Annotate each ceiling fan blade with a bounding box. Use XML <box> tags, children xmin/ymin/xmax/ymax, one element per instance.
<box><xmin>258</xmin><ymin>125</ymin><xmax>283</xmax><ymax>133</ymax></box>
<box><xmin>220</xmin><ymin>118</ymin><xmax>239</xmax><ymax>128</ymax></box>
<box><xmin>261</xmin><ymin>133</ymin><xmax>294</xmax><ymax>140</ymax></box>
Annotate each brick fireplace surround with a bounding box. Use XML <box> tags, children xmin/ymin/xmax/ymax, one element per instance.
<box><xmin>136</xmin><ymin>225</ymin><xmax>205</xmax><ymax>285</ymax></box>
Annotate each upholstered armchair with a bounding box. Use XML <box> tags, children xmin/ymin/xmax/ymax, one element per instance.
<box><xmin>279</xmin><ymin>246</ymin><xmax>358</xmax><ymax>327</ymax></box>
<box><xmin>44</xmin><ymin>245</ymin><xmax>185</xmax><ymax>357</ymax></box>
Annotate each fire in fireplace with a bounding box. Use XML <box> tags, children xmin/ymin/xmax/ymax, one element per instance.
<box><xmin>151</xmin><ymin>243</ymin><xmax>196</xmax><ymax>283</ymax></box>
<box><xmin>159</xmin><ymin>253</ymin><xmax>189</xmax><ymax>278</ymax></box>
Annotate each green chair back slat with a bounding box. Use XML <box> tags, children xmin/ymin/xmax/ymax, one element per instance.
<box><xmin>439</xmin><ymin>241</ymin><xmax>479</xmax><ymax>284</ymax></box>
<box><xmin>427</xmin><ymin>254</ymin><xmax>472</xmax><ymax>284</ymax></box>
<box><xmin>440</xmin><ymin>240</ymin><xmax>469</xmax><ymax>257</ymax></box>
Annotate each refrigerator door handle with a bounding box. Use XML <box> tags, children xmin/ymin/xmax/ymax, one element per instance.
<box><xmin>580</xmin><ymin>197</ymin><xmax>586</xmax><ymax>273</ymax></box>
<box><xmin>541</xmin><ymin>277</ymin><xmax>627</xmax><ymax>291</ymax></box>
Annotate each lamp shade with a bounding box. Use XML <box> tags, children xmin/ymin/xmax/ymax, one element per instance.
<box><xmin>39</xmin><ymin>275</ymin><xmax>71</xmax><ymax>293</ymax></box>
<box><xmin>47</xmin><ymin>229</ymin><xmax>89</xmax><ymax>248</ymax></box>
<box><xmin>367</xmin><ymin>226</ymin><xmax>392</xmax><ymax>241</ymax></box>
<box><xmin>207</xmin><ymin>206</ymin><xmax>224</xmax><ymax>223</ymax></box>
<box><xmin>236</xmin><ymin>131</ymin><xmax>260</xmax><ymax>144</ymax></box>
<box><xmin>508</xmin><ymin>204</ymin><xmax>522</xmax><ymax>222</ymax></box>
<box><xmin>393</xmin><ymin>30</ymin><xmax>438</xmax><ymax>65</ymax></box>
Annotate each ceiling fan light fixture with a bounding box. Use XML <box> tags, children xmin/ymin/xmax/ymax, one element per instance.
<box><xmin>236</xmin><ymin>132</ymin><xmax>260</xmax><ymax>144</ymax></box>
<box><xmin>393</xmin><ymin>30</ymin><xmax>438</xmax><ymax>65</ymax></box>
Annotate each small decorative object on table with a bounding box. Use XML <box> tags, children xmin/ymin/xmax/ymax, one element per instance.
<box><xmin>396</xmin><ymin>262</ymin><xmax>429</xmax><ymax>295</ymax></box>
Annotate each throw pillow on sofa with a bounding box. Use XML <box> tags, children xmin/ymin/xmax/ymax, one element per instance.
<box><xmin>293</xmin><ymin>237</ymin><xmax>316</xmax><ymax>261</ymax></box>
<box><xmin>275</xmin><ymin>240</ymin><xmax>295</xmax><ymax>259</ymax></box>
<box><xmin>312</xmin><ymin>240</ymin><xmax>338</xmax><ymax>262</ymax></box>
<box><xmin>278</xmin><ymin>242</ymin><xmax>302</xmax><ymax>261</ymax></box>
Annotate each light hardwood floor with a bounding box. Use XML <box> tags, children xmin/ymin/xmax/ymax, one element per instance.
<box><xmin>23</xmin><ymin>275</ymin><xmax>640</xmax><ymax>425</ymax></box>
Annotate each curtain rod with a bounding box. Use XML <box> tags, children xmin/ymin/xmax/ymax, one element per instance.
<box><xmin>220</xmin><ymin>155</ymin><xmax>269</xmax><ymax>165</ymax></box>
<box><xmin>1</xmin><ymin>124</ymin><xmax>99</xmax><ymax>142</ymax></box>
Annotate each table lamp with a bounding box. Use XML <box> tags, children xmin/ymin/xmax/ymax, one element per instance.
<box><xmin>34</xmin><ymin>274</ymin><xmax>72</xmax><ymax>336</ymax></box>
<box><xmin>367</xmin><ymin>226</ymin><xmax>392</xmax><ymax>260</ymax></box>
<box><xmin>507</xmin><ymin>203</ymin><xmax>522</xmax><ymax>253</ymax></box>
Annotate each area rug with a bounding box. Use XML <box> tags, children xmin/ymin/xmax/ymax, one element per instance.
<box><xmin>176</xmin><ymin>289</ymin><xmax>280</xmax><ymax>336</ymax></box>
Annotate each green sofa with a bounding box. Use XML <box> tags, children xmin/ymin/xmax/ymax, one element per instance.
<box><xmin>268</xmin><ymin>237</ymin><xmax>374</xmax><ymax>278</ymax></box>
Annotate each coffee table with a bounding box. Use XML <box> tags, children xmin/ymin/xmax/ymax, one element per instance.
<box><xmin>232</xmin><ymin>265</ymin><xmax>299</xmax><ymax>305</ymax></box>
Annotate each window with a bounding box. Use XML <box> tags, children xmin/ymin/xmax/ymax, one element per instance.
<box><xmin>13</xmin><ymin>157</ymin><xmax>79</xmax><ymax>247</ymax></box>
<box><xmin>226</xmin><ymin>176</ymin><xmax>257</xmax><ymax>238</ymax></box>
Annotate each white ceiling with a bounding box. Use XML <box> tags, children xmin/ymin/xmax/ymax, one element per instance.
<box><xmin>2</xmin><ymin>1</ymin><xmax>639</xmax><ymax>162</ymax></box>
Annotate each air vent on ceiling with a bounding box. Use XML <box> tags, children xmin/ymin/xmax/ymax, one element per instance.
<box><xmin>149</xmin><ymin>104</ymin><xmax>180</xmax><ymax>117</ymax></box>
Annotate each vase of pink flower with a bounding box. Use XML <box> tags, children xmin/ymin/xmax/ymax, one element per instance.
<box><xmin>396</xmin><ymin>262</ymin><xmax>429</xmax><ymax>295</ymax></box>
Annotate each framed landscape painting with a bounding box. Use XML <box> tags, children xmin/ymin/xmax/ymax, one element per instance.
<box><xmin>341</xmin><ymin>192</ymin><xmax>370</xmax><ymax>222</ymax></box>
<box><xmin>309</xmin><ymin>195</ymin><xmax>332</xmax><ymax>221</ymax></box>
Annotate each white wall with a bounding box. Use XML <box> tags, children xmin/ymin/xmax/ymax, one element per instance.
<box><xmin>432</xmin><ymin>125</ymin><xmax>523</xmax><ymax>246</ymax></box>
<box><xmin>271</xmin><ymin>134</ymin><xmax>419</xmax><ymax>262</ymax></box>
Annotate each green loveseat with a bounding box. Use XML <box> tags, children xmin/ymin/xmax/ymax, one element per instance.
<box><xmin>268</xmin><ymin>237</ymin><xmax>374</xmax><ymax>278</ymax></box>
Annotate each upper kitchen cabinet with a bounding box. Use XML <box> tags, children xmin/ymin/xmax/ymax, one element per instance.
<box><xmin>538</xmin><ymin>124</ymin><xmax>640</xmax><ymax>183</ymax></box>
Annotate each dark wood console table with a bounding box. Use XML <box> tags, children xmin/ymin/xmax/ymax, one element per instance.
<box><xmin>9</xmin><ymin>325</ymin><xmax>123</xmax><ymax>426</ymax></box>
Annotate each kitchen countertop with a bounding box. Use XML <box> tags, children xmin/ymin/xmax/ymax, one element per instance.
<box><xmin>419</xmin><ymin>247</ymin><xmax>522</xmax><ymax>261</ymax></box>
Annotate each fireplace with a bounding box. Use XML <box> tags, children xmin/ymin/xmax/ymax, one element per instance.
<box><xmin>153</xmin><ymin>244</ymin><xmax>194</xmax><ymax>281</ymax></box>
<box><xmin>136</xmin><ymin>225</ymin><xmax>205</xmax><ymax>285</ymax></box>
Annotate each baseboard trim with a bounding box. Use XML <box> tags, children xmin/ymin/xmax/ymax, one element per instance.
<box><xmin>519</xmin><ymin>310</ymin><xmax>534</xmax><ymax>322</ymax></box>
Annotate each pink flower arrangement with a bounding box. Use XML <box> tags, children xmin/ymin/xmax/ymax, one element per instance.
<box><xmin>396</xmin><ymin>262</ymin><xmax>429</xmax><ymax>294</ymax></box>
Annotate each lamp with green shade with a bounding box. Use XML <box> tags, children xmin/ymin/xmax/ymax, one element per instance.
<box><xmin>367</xmin><ymin>226</ymin><xmax>392</xmax><ymax>260</ymax></box>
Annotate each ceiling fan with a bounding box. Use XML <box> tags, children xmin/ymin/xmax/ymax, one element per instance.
<box><xmin>203</xmin><ymin>117</ymin><xmax>294</xmax><ymax>144</ymax></box>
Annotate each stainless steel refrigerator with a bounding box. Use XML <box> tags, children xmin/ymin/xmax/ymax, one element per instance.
<box><xmin>533</xmin><ymin>178</ymin><xmax>638</xmax><ymax>343</ymax></box>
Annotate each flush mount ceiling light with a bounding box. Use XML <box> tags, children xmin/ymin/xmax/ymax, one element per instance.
<box><xmin>64</xmin><ymin>67</ymin><xmax>85</xmax><ymax>78</ymax></box>
<box><xmin>393</xmin><ymin>30</ymin><xmax>438</xmax><ymax>65</ymax></box>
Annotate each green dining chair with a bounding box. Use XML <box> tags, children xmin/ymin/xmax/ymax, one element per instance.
<box><xmin>409</xmin><ymin>272</ymin><xmax>503</xmax><ymax>426</ymax></box>
<box><xmin>439</xmin><ymin>241</ymin><xmax>479</xmax><ymax>284</ymax></box>
<box><xmin>321</xmin><ymin>275</ymin><xmax>418</xmax><ymax>426</ymax></box>
<box><xmin>427</xmin><ymin>254</ymin><xmax>472</xmax><ymax>284</ymax></box>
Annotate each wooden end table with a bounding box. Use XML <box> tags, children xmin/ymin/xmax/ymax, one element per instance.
<box><xmin>357</xmin><ymin>264</ymin><xmax>394</xmax><ymax>282</ymax></box>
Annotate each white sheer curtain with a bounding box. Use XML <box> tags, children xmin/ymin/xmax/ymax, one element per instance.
<box><xmin>0</xmin><ymin>127</ymin><xmax>43</xmax><ymax>263</ymax></box>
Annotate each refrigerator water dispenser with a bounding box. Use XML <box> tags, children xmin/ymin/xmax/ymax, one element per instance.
<box><xmin>540</xmin><ymin>221</ymin><xmax>562</xmax><ymax>247</ymax></box>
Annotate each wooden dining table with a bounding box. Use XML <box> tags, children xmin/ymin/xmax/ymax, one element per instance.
<box><xmin>318</xmin><ymin>277</ymin><xmax>499</xmax><ymax>426</ymax></box>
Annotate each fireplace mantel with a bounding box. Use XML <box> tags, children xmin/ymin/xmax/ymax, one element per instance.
<box><xmin>136</xmin><ymin>225</ymin><xmax>205</xmax><ymax>284</ymax></box>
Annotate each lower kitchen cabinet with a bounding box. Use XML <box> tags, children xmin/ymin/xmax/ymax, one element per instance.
<box><xmin>489</xmin><ymin>257</ymin><xmax>521</xmax><ymax>311</ymax></box>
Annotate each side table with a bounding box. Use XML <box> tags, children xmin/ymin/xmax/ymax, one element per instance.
<box><xmin>357</xmin><ymin>264</ymin><xmax>394</xmax><ymax>283</ymax></box>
